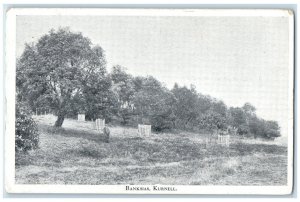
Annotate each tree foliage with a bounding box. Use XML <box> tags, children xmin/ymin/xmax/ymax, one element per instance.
<box><xmin>198</xmin><ymin>110</ymin><xmax>227</xmax><ymax>132</ymax></box>
<box><xmin>15</xmin><ymin>102</ymin><xmax>39</xmax><ymax>152</ymax></box>
<box><xmin>17</xmin><ymin>28</ymin><xmax>281</xmax><ymax>140</ymax></box>
<box><xmin>17</xmin><ymin>28</ymin><xmax>111</xmax><ymax>127</ymax></box>
<box><xmin>171</xmin><ymin>85</ymin><xmax>201</xmax><ymax>129</ymax></box>
<box><xmin>110</xmin><ymin>65</ymin><xmax>136</xmax><ymax>124</ymax></box>
<box><xmin>132</xmin><ymin>76</ymin><xmax>176</xmax><ymax>131</ymax></box>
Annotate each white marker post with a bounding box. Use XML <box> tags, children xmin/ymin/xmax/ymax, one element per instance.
<box><xmin>138</xmin><ymin>124</ymin><xmax>151</xmax><ymax>137</ymax></box>
<box><xmin>95</xmin><ymin>119</ymin><xmax>105</xmax><ymax>132</ymax></box>
<box><xmin>78</xmin><ymin>114</ymin><xmax>85</xmax><ymax>121</ymax></box>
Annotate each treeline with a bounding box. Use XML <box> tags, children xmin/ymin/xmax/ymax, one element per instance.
<box><xmin>106</xmin><ymin>66</ymin><xmax>280</xmax><ymax>140</ymax></box>
<box><xmin>17</xmin><ymin>28</ymin><xmax>280</xmax><ymax>140</ymax></box>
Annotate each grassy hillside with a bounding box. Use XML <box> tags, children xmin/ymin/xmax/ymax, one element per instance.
<box><xmin>15</xmin><ymin>115</ymin><xmax>287</xmax><ymax>185</ymax></box>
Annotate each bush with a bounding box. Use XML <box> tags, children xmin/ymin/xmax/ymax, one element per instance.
<box><xmin>263</xmin><ymin>121</ymin><xmax>281</xmax><ymax>139</ymax></box>
<box><xmin>150</xmin><ymin>110</ymin><xmax>175</xmax><ymax>131</ymax></box>
<box><xmin>237</xmin><ymin>124</ymin><xmax>250</xmax><ymax>136</ymax></box>
<box><xmin>198</xmin><ymin>110</ymin><xmax>227</xmax><ymax>133</ymax></box>
<box><xmin>249</xmin><ymin>117</ymin><xmax>281</xmax><ymax>139</ymax></box>
<box><xmin>15</xmin><ymin>102</ymin><xmax>39</xmax><ymax>152</ymax></box>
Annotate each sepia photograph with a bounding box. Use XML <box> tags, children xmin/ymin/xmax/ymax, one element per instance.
<box><xmin>5</xmin><ymin>8</ymin><xmax>294</xmax><ymax>194</ymax></box>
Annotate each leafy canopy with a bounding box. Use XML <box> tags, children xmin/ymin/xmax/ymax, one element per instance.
<box><xmin>17</xmin><ymin>28</ymin><xmax>108</xmax><ymax>127</ymax></box>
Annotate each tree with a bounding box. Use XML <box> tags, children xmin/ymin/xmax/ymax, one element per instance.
<box><xmin>17</xmin><ymin>28</ymin><xmax>107</xmax><ymax>127</ymax></box>
<box><xmin>228</xmin><ymin>107</ymin><xmax>250</xmax><ymax>135</ymax></box>
<box><xmin>264</xmin><ymin>120</ymin><xmax>281</xmax><ymax>139</ymax></box>
<box><xmin>211</xmin><ymin>101</ymin><xmax>227</xmax><ymax>117</ymax></box>
<box><xmin>148</xmin><ymin>90</ymin><xmax>176</xmax><ymax>131</ymax></box>
<box><xmin>133</xmin><ymin>76</ymin><xmax>176</xmax><ymax>131</ymax></box>
<box><xmin>248</xmin><ymin>116</ymin><xmax>264</xmax><ymax>138</ymax></box>
<box><xmin>82</xmin><ymin>73</ymin><xmax>118</xmax><ymax>122</ymax></box>
<box><xmin>242</xmin><ymin>102</ymin><xmax>256</xmax><ymax>116</ymax></box>
<box><xmin>228</xmin><ymin>107</ymin><xmax>246</xmax><ymax>127</ymax></box>
<box><xmin>198</xmin><ymin>110</ymin><xmax>227</xmax><ymax>134</ymax></box>
<box><xmin>110</xmin><ymin>65</ymin><xmax>136</xmax><ymax>124</ymax></box>
<box><xmin>171</xmin><ymin>85</ymin><xmax>201</xmax><ymax>129</ymax></box>
<box><xmin>133</xmin><ymin>76</ymin><xmax>162</xmax><ymax>121</ymax></box>
<box><xmin>237</xmin><ymin>123</ymin><xmax>250</xmax><ymax>136</ymax></box>
<box><xmin>249</xmin><ymin>117</ymin><xmax>281</xmax><ymax>139</ymax></box>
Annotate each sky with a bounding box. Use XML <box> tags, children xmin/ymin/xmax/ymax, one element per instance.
<box><xmin>16</xmin><ymin>14</ymin><xmax>291</xmax><ymax>136</ymax></box>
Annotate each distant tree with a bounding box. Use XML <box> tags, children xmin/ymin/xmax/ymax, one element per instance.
<box><xmin>132</xmin><ymin>76</ymin><xmax>144</xmax><ymax>92</ymax></box>
<box><xmin>17</xmin><ymin>28</ymin><xmax>107</xmax><ymax>127</ymax></box>
<box><xmin>133</xmin><ymin>76</ymin><xmax>162</xmax><ymax>119</ymax></box>
<box><xmin>248</xmin><ymin>116</ymin><xmax>264</xmax><ymax>138</ymax></box>
<box><xmin>249</xmin><ymin>117</ymin><xmax>281</xmax><ymax>139</ymax></box>
<box><xmin>211</xmin><ymin>100</ymin><xmax>227</xmax><ymax>117</ymax></box>
<box><xmin>237</xmin><ymin>123</ymin><xmax>250</xmax><ymax>136</ymax></box>
<box><xmin>133</xmin><ymin>76</ymin><xmax>176</xmax><ymax>131</ymax></box>
<box><xmin>110</xmin><ymin>65</ymin><xmax>136</xmax><ymax>124</ymax></box>
<box><xmin>171</xmin><ymin>85</ymin><xmax>201</xmax><ymax>129</ymax></box>
<box><xmin>82</xmin><ymin>73</ymin><xmax>118</xmax><ymax>122</ymax></box>
<box><xmin>264</xmin><ymin>120</ymin><xmax>281</xmax><ymax>139</ymax></box>
<box><xmin>198</xmin><ymin>110</ymin><xmax>227</xmax><ymax>134</ymax></box>
<box><xmin>242</xmin><ymin>102</ymin><xmax>257</xmax><ymax>129</ymax></box>
<box><xmin>228</xmin><ymin>107</ymin><xmax>250</xmax><ymax>135</ymax></box>
<box><xmin>148</xmin><ymin>90</ymin><xmax>176</xmax><ymax>131</ymax></box>
<box><xmin>197</xmin><ymin>94</ymin><xmax>213</xmax><ymax>114</ymax></box>
<box><xmin>242</xmin><ymin>102</ymin><xmax>256</xmax><ymax>116</ymax></box>
<box><xmin>173</xmin><ymin>82</ymin><xmax>179</xmax><ymax>89</ymax></box>
<box><xmin>228</xmin><ymin>107</ymin><xmax>245</xmax><ymax>127</ymax></box>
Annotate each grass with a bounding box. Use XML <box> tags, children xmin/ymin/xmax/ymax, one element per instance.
<box><xmin>15</xmin><ymin>115</ymin><xmax>288</xmax><ymax>185</ymax></box>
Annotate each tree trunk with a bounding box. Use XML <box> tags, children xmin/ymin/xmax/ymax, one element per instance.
<box><xmin>54</xmin><ymin>112</ymin><xmax>65</xmax><ymax>127</ymax></box>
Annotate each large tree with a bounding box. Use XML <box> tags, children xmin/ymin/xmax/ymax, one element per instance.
<box><xmin>17</xmin><ymin>28</ymin><xmax>107</xmax><ymax>127</ymax></box>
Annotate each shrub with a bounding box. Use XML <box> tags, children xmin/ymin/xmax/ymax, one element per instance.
<box><xmin>150</xmin><ymin>111</ymin><xmax>175</xmax><ymax>132</ymax></box>
<box><xmin>263</xmin><ymin>121</ymin><xmax>281</xmax><ymax>139</ymax></box>
<box><xmin>198</xmin><ymin>110</ymin><xmax>227</xmax><ymax>133</ymax></box>
<box><xmin>237</xmin><ymin>124</ymin><xmax>250</xmax><ymax>136</ymax></box>
<box><xmin>249</xmin><ymin>117</ymin><xmax>281</xmax><ymax>139</ymax></box>
<box><xmin>15</xmin><ymin>102</ymin><xmax>39</xmax><ymax>152</ymax></box>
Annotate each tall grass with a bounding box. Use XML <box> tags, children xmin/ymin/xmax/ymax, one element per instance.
<box><xmin>15</xmin><ymin>116</ymin><xmax>287</xmax><ymax>185</ymax></box>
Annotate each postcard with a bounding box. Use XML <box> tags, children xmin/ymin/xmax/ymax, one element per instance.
<box><xmin>5</xmin><ymin>8</ymin><xmax>294</xmax><ymax>194</ymax></box>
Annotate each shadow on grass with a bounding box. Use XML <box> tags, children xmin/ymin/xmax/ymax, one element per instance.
<box><xmin>37</xmin><ymin>123</ymin><xmax>287</xmax><ymax>164</ymax></box>
<box><xmin>39</xmin><ymin>124</ymin><xmax>108</xmax><ymax>144</ymax></box>
<box><xmin>229</xmin><ymin>142</ymin><xmax>287</xmax><ymax>156</ymax></box>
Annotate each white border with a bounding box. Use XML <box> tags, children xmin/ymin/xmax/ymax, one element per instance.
<box><xmin>4</xmin><ymin>8</ymin><xmax>294</xmax><ymax>195</ymax></box>
<box><xmin>4</xmin><ymin>8</ymin><xmax>293</xmax><ymax>17</ymax></box>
